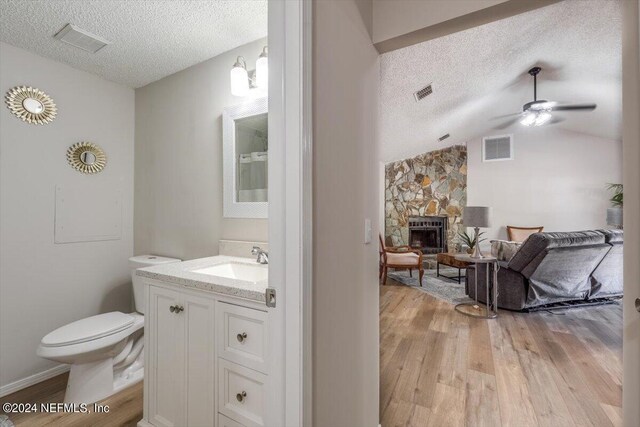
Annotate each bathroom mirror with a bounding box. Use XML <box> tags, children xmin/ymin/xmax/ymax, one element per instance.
<box><xmin>223</xmin><ymin>97</ymin><xmax>268</xmax><ymax>218</ymax></box>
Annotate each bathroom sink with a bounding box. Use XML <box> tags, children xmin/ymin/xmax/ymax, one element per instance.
<box><xmin>192</xmin><ymin>262</ymin><xmax>267</xmax><ymax>284</ymax></box>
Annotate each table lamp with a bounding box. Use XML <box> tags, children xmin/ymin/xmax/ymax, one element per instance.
<box><xmin>464</xmin><ymin>206</ymin><xmax>492</xmax><ymax>259</ymax></box>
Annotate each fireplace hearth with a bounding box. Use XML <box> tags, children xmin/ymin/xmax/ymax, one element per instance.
<box><xmin>408</xmin><ymin>216</ymin><xmax>448</xmax><ymax>254</ymax></box>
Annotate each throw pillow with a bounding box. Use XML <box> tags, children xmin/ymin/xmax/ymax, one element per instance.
<box><xmin>491</xmin><ymin>240</ymin><xmax>522</xmax><ymax>261</ymax></box>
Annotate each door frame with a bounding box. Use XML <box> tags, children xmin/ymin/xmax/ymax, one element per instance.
<box><xmin>623</xmin><ymin>0</ymin><xmax>640</xmax><ymax>424</ymax></box>
<box><xmin>268</xmin><ymin>0</ymin><xmax>313</xmax><ymax>425</ymax></box>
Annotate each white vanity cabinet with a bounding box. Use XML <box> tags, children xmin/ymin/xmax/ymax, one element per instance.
<box><xmin>139</xmin><ymin>280</ymin><xmax>270</xmax><ymax>427</ymax></box>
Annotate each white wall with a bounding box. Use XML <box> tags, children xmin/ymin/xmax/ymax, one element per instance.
<box><xmin>372</xmin><ymin>0</ymin><xmax>507</xmax><ymax>43</ymax></box>
<box><xmin>0</xmin><ymin>42</ymin><xmax>134</xmax><ymax>391</ymax></box>
<box><xmin>467</xmin><ymin>127</ymin><xmax>622</xmax><ymax>241</ymax></box>
<box><xmin>134</xmin><ymin>38</ymin><xmax>268</xmax><ymax>261</ymax></box>
<box><xmin>313</xmin><ymin>0</ymin><xmax>380</xmax><ymax>425</ymax></box>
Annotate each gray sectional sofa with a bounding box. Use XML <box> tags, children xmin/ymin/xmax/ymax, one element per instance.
<box><xmin>466</xmin><ymin>230</ymin><xmax>623</xmax><ymax>311</ymax></box>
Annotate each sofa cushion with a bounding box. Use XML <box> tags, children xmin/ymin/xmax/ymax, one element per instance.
<box><xmin>386</xmin><ymin>252</ymin><xmax>420</xmax><ymax>266</ymax></box>
<box><xmin>508</xmin><ymin>230</ymin><xmax>606</xmax><ymax>274</ymax></box>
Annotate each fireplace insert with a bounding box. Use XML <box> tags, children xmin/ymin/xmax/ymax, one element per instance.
<box><xmin>408</xmin><ymin>216</ymin><xmax>448</xmax><ymax>254</ymax></box>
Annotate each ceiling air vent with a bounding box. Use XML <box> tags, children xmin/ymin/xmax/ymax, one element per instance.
<box><xmin>414</xmin><ymin>83</ymin><xmax>433</xmax><ymax>102</ymax></box>
<box><xmin>483</xmin><ymin>135</ymin><xmax>514</xmax><ymax>162</ymax></box>
<box><xmin>438</xmin><ymin>133</ymin><xmax>450</xmax><ymax>142</ymax></box>
<box><xmin>54</xmin><ymin>24</ymin><xmax>111</xmax><ymax>53</ymax></box>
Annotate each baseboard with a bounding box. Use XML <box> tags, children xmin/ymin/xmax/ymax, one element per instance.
<box><xmin>0</xmin><ymin>364</ymin><xmax>70</xmax><ymax>397</ymax></box>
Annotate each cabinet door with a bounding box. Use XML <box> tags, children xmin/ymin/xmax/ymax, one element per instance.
<box><xmin>183</xmin><ymin>293</ymin><xmax>216</xmax><ymax>427</ymax></box>
<box><xmin>147</xmin><ymin>286</ymin><xmax>185</xmax><ymax>427</ymax></box>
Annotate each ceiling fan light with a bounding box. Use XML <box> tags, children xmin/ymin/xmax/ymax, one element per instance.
<box><xmin>534</xmin><ymin>111</ymin><xmax>552</xmax><ymax>126</ymax></box>
<box><xmin>520</xmin><ymin>112</ymin><xmax>537</xmax><ymax>127</ymax></box>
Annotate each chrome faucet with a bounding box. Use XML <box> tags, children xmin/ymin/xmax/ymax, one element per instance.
<box><xmin>252</xmin><ymin>246</ymin><xmax>269</xmax><ymax>264</ymax></box>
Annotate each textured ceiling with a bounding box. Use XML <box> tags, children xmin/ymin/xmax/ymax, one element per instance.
<box><xmin>0</xmin><ymin>0</ymin><xmax>267</xmax><ymax>88</ymax></box>
<box><xmin>379</xmin><ymin>0</ymin><xmax>622</xmax><ymax>162</ymax></box>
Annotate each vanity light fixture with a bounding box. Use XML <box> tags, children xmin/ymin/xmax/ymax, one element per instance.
<box><xmin>230</xmin><ymin>56</ymin><xmax>250</xmax><ymax>97</ymax></box>
<box><xmin>230</xmin><ymin>46</ymin><xmax>269</xmax><ymax>96</ymax></box>
<box><xmin>256</xmin><ymin>46</ymin><xmax>268</xmax><ymax>91</ymax></box>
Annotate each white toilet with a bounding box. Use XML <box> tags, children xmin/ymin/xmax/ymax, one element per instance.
<box><xmin>37</xmin><ymin>255</ymin><xmax>181</xmax><ymax>404</ymax></box>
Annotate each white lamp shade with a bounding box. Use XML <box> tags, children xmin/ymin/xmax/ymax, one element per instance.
<box><xmin>256</xmin><ymin>56</ymin><xmax>268</xmax><ymax>91</ymax></box>
<box><xmin>230</xmin><ymin>66</ymin><xmax>249</xmax><ymax>97</ymax></box>
<box><xmin>464</xmin><ymin>206</ymin><xmax>492</xmax><ymax>228</ymax></box>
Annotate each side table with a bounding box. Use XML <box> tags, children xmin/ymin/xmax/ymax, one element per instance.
<box><xmin>453</xmin><ymin>254</ymin><xmax>498</xmax><ymax>319</ymax></box>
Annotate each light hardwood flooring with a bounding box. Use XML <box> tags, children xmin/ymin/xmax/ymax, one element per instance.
<box><xmin>0</xmin><ymin>373</ymin><xmax>142</xmax><ymax>426</ymax></box>
<box><xmin>380</xmin><ymin>279</ymin><xmax>623</xmax><ymax>427</ymax></box>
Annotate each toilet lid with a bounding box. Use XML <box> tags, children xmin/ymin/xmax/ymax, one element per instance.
<box><xmin>41</xmin><ymin>312</ymin><xmax>135</xmax><ymax>347</ymax></box>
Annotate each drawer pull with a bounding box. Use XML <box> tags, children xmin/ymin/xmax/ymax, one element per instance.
<box><xmin>169</xmin><ymin>305</ymin><xmax>184</xmax><ymax>313</ymax></box>
<box><xmin>236</xmin><ymin>391</ymin><xmax>247</xmax><ymax>402</ymax></box>
<box><xmin>236</xmin><ymin>332</ymin><xmax>248</xmax><ymax>343</ymax></box>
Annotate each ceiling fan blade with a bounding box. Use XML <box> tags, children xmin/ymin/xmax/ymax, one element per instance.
<box><xmin>548</xmin><ymin>117</ymin><xmax>565</xmax><ymax>125</ymax></box>
<box><xmin>551</xmin><ymin>103</ymin><xmax>597</xmax><ymax>112</ymax></box>
<box><xmin>493</xmin><ymin>116</ymin><xmax>521</xmax><ymax>130</ymax></box>
<box><xmin>490</xmin><ymin>112</ymin><xmax>521</xmax><ymax>120</ymax></box>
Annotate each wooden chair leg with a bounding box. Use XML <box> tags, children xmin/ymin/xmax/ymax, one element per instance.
<box><xmin>379</xmin><ymin>263</ymin><xmax>383</xmax><ymax>280</ymax></box>
<box><xmin>382</xmin><ymin>266</ymin><xmax>388</xmax><ymax>285</ymax></box>
<box><xmin>419</xmin><ymin>268</ymin><xmax>424</xmax><ymax>287</ymax></box>
<box><xmin>409</xmin><ymin>268</ymin><xmax>412</xmax><ymax>278</ymax></box>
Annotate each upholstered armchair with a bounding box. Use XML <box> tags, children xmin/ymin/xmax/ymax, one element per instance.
<box><xmin>379</xmin><ymin>235</ymin><xmax>424</xmax><ymax>286</ymax></box>
<box><xmin>507</xmin><ymin>225</ymin><xmax>544</xmax><ymax>243</ymax></box>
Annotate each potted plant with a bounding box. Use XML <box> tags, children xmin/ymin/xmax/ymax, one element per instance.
<box><xmin>606</xmin><ymin>183</ymin><xmax>623</xmax><ymax>229</ymax></box>
<box><xmin>458</xmin><ymin>229</ymin><xmax>486</xmax><ymax>254</ymax></box>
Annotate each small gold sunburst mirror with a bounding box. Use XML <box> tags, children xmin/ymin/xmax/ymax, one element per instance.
<box><xmin>67</xmin><ymin>142</ymin><xmax>107</xmax><ymax>174</ymax></box>
<box><xmin>5</xmin><ymin>86</ymin><xmax>57</xmax><ymax>125</ymax></box>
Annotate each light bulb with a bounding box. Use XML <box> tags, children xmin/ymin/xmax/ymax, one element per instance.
<box><xmin>230</xmin><ymin>56</ymin><xmax>249</xmax><ymax>97</ymax></box>
<box><xmin>256</xmin><ymin>46</ymin><xmax>268</xmax><ymax>91</ymax></box>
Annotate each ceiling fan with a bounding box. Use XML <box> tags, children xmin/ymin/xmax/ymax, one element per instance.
<box><xmin>493</xmin><ymin>66</ymin><xmax>597</xmax><ymax>128</ymax></box>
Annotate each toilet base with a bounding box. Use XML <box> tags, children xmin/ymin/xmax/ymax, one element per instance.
<box><xmin>65</xmin><ymin>359</ymin><xmax>114</xmax><ymax>404</ymax></box>
<box><xmin>64</xmin><ymin>339</ymin><xmax>144</xmax><ymax>404</ymax></box>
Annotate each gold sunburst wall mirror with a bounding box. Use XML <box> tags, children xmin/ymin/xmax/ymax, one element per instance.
<box><xmin>5</xmin><ymin>86</ymin><xmax>57</xmax><ymax>125</ymax></box>
<box><xmin>67</xmin><ymin>142</ymin><xmax>107</xmax><ymax>174</ymax></box>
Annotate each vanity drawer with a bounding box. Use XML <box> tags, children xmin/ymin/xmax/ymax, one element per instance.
<box><xmin>218</xmin><ymin>413</ymin><xmax>246</xmax><ymax>427</ymax></box>
<box><xmin>218</xmin><ymin>359</ymin><xmax>267</xmax><ymax>427</ymax></box>
<box><xmin>217</xmin><ymin>302</ymin><xmax>268</xmax><ymax>373</ymax></box>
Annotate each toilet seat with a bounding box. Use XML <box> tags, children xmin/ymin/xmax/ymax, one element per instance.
<box><xmin>41</xmin><ymin>312</ymin><xmax>135</xmax><ymax>347</ymax></box>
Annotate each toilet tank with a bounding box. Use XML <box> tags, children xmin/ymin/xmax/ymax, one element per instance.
<box><xmin>129</xmin><ymin>255</ymin><xmax>181</xmax><ymax>314</ymax></box>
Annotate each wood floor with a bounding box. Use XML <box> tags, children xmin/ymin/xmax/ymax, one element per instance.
<box><xmin>380</xmin><ymin>280</ymin><xmax>623</xmax><ymax>427</ymax></box>
<box><xmin>0</xmin><ymin>373</ymin><xmax>142</xmax><ymax>426</ymax></box>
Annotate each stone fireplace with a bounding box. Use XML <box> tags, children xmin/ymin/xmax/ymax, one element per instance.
<box><xmin>385</xmin><ymin>145</ymin><xmax>467</xmax><ymax>250</ymax></box>
<box><xmin>408</xmin><ymin>216</ymin><xmax>448</xmax><ymax>254</ymax></box>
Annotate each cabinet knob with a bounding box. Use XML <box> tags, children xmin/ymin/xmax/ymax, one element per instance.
<box><xmin>169</xmin><ymin>305</ymin><xmax>184</xmax><ymax>313</ymax></box>
<box><xmin>237</xmin><ymin>332</ymin><xmax>248</xmax><ymax>342</ymax></box>
<box><xmin>236</xmin><ymin>391</ymin><xmax>247</xmax><ymax>402</ymax></box>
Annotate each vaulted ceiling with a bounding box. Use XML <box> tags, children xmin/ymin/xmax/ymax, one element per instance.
<box><xmin>379</xmin><ymin>0</ymin><xmax>622</xmax><ymax>161</ymax></box>
<box><xmin>0</xmin><ymin>0</ymin><xmax>267</xmax><ymax>88</ymax></box>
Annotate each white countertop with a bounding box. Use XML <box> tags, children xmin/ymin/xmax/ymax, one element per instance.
<box><xmin>136</xmin><ymin>255</ymin><xmax>268</xmax><ymax>303</ymax></box>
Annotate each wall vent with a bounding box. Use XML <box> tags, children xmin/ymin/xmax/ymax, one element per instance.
<box><xmin>54</xmin><ymin>24</ymin><xmax>111</xmax><ymax>53</ymax></box>
<box><xmin>482</xmin><ymin>135</ymin><xmax>513</xmax><ymax>162</ymax></box>
<box><xmin>438</xmin><ymin>133</ymin><xmax>450</xmax><ymax>142</ymax></box>
<box><xmin>414</xmin><ymin>84</ymin><xmax>433</xmax><ymax>102</ymax></box>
